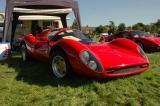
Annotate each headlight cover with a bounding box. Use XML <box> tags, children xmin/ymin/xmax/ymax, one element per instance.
<box><xmin>138</xmin><ymin>47</ymin><xmax>148</xmax><ymax>60</ymax></box>
<box><xmin>88</xmin><ymin>60</ymin><xmax>97</xmax><ymax>70</ymax></box>
<box><xmin>80</xmin><ymin>51</ymin><xmax>102</xmax><ymax>72</ymax></box>
<box><xmin>80</xmin><ymin>51</ymin><xmax>90</xmax><ymax>64</ymax></box>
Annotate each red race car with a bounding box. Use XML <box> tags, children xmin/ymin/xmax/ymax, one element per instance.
<box><xmin>20</xmin><ymin>28</ymin><xmax>149</xmax><ymax>78</ymax></box>
<box><xmin>104</xmin><ymin>30</ymin><xmax>160</xmax><ymax>52</ymax></box>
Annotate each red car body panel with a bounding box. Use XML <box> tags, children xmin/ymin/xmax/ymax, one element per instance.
<box><xmin>22</xmin><ymin>28</ymin><xmax>149</xmax><ymax>78</ymax></box>
<box><xmin>105</xmin><ymin>31</ymin><xmax>160</xmax><ymax>51</ymax></box>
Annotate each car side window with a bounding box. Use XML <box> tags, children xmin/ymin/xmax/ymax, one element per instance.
<box><xmin>116</xmin><ymin>32</ymin><xmax>130</xmax><ymax>38</ymax></box>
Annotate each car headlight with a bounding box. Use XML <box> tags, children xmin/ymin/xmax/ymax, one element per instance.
<box><xmin>80</xmin><ymin>51</ymin><xmax>90</xmax><ymax>64</ymax></box>
<box><xmin>80</xmin><ymin>51</ymin><xmax>102</xmax><ymax>72</ymax></box>
<box><xmin>137</xmin><ymin>47</ymin><xmax>148</xmax><ymax>60</ymax></box>
<box><xmin>88</xmin><ymin>60</ymin><xmax>97</xmax><ymax>70</ymax></box>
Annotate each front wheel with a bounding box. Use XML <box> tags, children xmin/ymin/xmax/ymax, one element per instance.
<box><xmin>50</xmin><ymin>51</ymin><xmax>72</xmax><ymax>78</ymax></box>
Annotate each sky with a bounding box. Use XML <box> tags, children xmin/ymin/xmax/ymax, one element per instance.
<box><xmin>0</xmin><ymin>0</ymin><xmax>160</xmax><ymax>27</ymax></box>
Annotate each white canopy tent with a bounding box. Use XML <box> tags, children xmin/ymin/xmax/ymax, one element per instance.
<box><xmin>3</xmin><ymin>0</ymin><xmax>81</xmax><ymax>47</ymax></box>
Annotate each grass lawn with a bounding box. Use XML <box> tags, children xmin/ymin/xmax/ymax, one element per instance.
<box><xmin>0</xmin><ymin>53</ymin><xmax>160</xmax><ymax>106</ymax></box>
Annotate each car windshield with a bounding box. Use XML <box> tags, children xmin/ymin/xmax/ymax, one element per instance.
<box><xmin>49</xmin><ymin>29</ymin><xmax>92</xmax><ymax>43</ymax></box>
<box><xmin>64</xmin><ymin>30</ymin><xmax>91</xmax><ymax>40</ymax></box>
<box><xmin>131</xmin><ymin>31</ymin><xmax>152</xmax><ymax>37</ymax></box>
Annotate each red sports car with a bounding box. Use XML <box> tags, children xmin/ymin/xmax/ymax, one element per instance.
<box><xmin>20</xmin><ymin>28</ymin><xmax>149</xmax><ymax>78</ymax></box>
<box><xmin>104</xmin><ymin>30</ymin><xmax>160</xmax><ymax>52</ymax></box>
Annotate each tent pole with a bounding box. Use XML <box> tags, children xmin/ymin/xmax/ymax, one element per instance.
<box><xmin>11</xmin><ymin>13</ymin><xmax>19</xmax><ymax>50</ymax></box>
<box><xmin>60</xmin><ymin>15</ymin><xmax>67</xmax><ymax>28</ymax></box>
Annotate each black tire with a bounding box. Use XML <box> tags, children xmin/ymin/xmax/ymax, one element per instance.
<box><xmin>50</xmin><ymin>50</ymin><xmax>72</xmax><ymax>78</ymax></box>
<box><xmin>21</xmin><ymin>43</ymin><xmax>29</xmax><ymax>62</ymax></box>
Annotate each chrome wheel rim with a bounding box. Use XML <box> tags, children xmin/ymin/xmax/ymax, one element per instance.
<box><xmin>21</xmin><ymin>45</ymin><xmax>26</xmax><ymax>62</ymax></box>
<box><xmin>52</xmin><ymin>56</ymin><xmax>67</xmax><ymax>78</ymax></box>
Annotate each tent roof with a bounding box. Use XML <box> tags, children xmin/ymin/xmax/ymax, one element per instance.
<box><xmin>14</xmin><ymin>8</ymin><xmax>72</xmax><ymax>15</ymax></box>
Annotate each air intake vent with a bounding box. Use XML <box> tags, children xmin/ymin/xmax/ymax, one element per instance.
<box><xmin>106</xmin><ymin>64</ymin><xmax>148</xmax><ymax>74</ymax></box>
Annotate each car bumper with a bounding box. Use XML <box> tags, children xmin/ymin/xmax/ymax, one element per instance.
<box><xmin>72</xmin><ymin>59</ymin><xmax>149</xmax><ymax>78</ymax></box>
<box><xmin>99</xmin><ymin>67</ymin><xmax>148</xmax><ymax>78</ymax></box>
<box><xmin>76</xmin><ymin>63</ymin><xmax>149</xmax><ymax>78</ymax></box>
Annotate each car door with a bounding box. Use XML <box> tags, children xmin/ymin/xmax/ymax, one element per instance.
<box><xmin>34</xmin><ymin>41</ymin><xmax>50</xmax><ymax>60</ymax></box>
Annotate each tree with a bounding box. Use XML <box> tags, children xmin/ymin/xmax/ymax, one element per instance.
<box><xmin>155</xmin><ymin>19</ymin><xmax>160</xmax><ymax>27</ymax></box>
<box><xmin>94</xmin><ymin>25</ymin><xmax>107</xmax><ymax>34</ymax></box>
<box><xmin>72</xmin><ymin>19</ymin><xmax>79</xmax><ymax>28</ymax></box>
<box><xmin>132</xmin><ymin>22</ymin><xmax>145</xmax><ymax>31</ymax></box>
<box><xmin>126</xmin><ymin>26</ymin><xmax>132</xmax><ymax>30</ymax></box>
<box><xmin>145</xmin><ymin>25</ymin><xmax>151</xmax><ymax>32</ymax></box>
<box><xmin>150</xmin><ymin>24</ymin><xmax>158</xmax><ymax>33</ymax></box>
<box><xmin>158</xmin><ymin>30</ymin><xmax>160</xmax><ymax>34</ymax></box>
<box><xmin>108</xmin><ymin>21</ymin><xmax>117</xmax><ymax>34</ymax></box>
<box><xmin>154</xmin><ymin>19</ymin><xmax>160</xmax><ymax>33</ymax></box>
<box><xmin>118</xmin><ymin>23</ymin><xmax>126</xmax><ymax>32</ymax></box>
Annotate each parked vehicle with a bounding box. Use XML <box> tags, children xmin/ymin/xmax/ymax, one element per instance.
<box><xmin>105</xmin><ymin>30</ymin><xmax>160</xmax><ymax>52</ymax></box>
<box><xmin>99</xmin><ymin>33</ymin><xmax>110</xmax><ymax>42</ymax></box>
<box><xmin>20</xmin><ymin>28</ymin><xmax>149</xmax><ymax>78</ymax></box>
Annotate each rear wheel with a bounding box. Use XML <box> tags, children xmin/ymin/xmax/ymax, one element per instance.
<box><xmin>21</xmin><ymin>44</ymin><xmax>29</xmax><ymax>62</ymax></box>
<box><xmin>50</xmin><ymin>51</ymin><xmax>72</xmax><ymax>78</ymax></box>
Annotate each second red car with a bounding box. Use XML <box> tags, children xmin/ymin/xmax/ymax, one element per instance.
<box><xmin>105</xmin><ymin>30</ymin><xmax>160</xmax><ymax>52</ymax></box>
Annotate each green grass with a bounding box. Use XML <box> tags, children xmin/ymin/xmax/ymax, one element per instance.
<box><xmin>0</xmin><ymin>53</ymin><xmax>160</xmax><ymax>106</ymax></box>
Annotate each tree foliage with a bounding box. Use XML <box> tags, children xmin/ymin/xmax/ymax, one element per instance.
<box><xmin>94</xmin><ymin>19</ymin><xmax>160</xmax><ymax>35</ymax></box>
<box><xmin>108</xmin><ymin>21</ymin><xmax>117</xmax><ymax>34</ymax></box>
<box><xmin>132</xmin><ymin>23</ymin><xmax>145</xmax><ymax>31</ymax></box>
<box><xmin>95</xmin><ymin>25</ymin><xmax>108</xmax><ymax>34</ymax></box>
<box><xmin>72</xmin><ymin>19</ymin><xmax>79</xmax><ymax>28</ymax></box>
<box><xmin>118</xmin><ymin>23</ymin><xmax>126</xmax><ymax>32</ymax></box>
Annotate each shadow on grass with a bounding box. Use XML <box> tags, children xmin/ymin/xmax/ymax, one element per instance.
<box><xmin>6</xmin><ymin>54</ymin><xmax>119</xmax><ymax>87</ymax></box>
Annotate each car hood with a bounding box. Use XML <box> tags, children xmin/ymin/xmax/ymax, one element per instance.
<box><xmin>86</xmin><ymin>43</ymin><xmax>147</xmax><ymax>69</ymax></box>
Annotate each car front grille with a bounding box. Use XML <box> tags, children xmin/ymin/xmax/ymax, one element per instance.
<box><xmin>106</xmin><ymin>64</ymin><xmax>148</xmax><ymax>74</ymax></box>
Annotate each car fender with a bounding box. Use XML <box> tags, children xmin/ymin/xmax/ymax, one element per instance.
<box><xmin>50</xmin><ymin>39</ymin><xmax>90</xmax><ymax>72</ymax></box>
<box><xmin>109</xmin><ymin>38</ymin><xmax>139</xmax><ymax>53</ymax></box>
<box><xmin>52</xmin><ymin>39</ymin><xmax>88</xmax><ymax>57</ymax></box>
